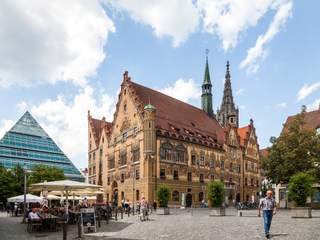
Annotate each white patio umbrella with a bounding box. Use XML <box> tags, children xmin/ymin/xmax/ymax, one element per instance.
<box><xmin>30</xmin><ymin>180</ymin><xmax>102</xmax><ymax>214</ymax></box>
<box><xmin>8</xmin><ymin>194</ymin><xmax>42</xmax><ymax>203</ymax></box>
<box><xmin>46</xmin><ymin>194</ymin><xmax>61</xmax><ymax>200</ymax></box>
<box><xmin>49</xmin><ymin>189</ymin><xmax>102</xmax><ymax>209</ymax></box>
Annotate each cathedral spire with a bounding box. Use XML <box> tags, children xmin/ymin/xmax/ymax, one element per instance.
<box><xmin>217</xmin><ymin>61</ymin><xmax>239</xmax><ymax>127</ymax></box>
<box><xmin>201</xmin><ymin>49</ymin><xmax>214</xmax><ymax>117</ymax></box>
<box><xmin>203</xmin><ymin>50</ymin><xmax>211</xmax><ymax>85</ymax></box>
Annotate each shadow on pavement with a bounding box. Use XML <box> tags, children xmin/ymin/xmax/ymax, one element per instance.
<box><xmin>271</xmin><ymin>233</ymin><xmax>289</xmax><ymax>238</ymax></box>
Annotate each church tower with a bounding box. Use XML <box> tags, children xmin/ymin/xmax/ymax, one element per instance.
<box><xmin>201</xmin><ymin>53</ymin><xmax>214</xmax><ymax>117</ymax></box>
<box><xmin>217</xmin><ymin>61</ymin><xmax>239</xmax><ymax>127</ymax></box>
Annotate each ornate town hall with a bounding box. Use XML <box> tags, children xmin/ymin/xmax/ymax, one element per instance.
<box><xmin>88</xmin><ymin>59</ymin><xmax>261</xmax><ymax>206</ymax></box>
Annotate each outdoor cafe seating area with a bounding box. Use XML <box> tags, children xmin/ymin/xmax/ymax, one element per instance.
<box><xmin>6</xmin><ymin>180</ymin><xmax>104</xmax><ymax>235</ymax></box>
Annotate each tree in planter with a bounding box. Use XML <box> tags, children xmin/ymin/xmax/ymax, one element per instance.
<box><xmin>207</xmin><ymin>180</ymin><xmax>225</xmax><ymax>208</ymax></box>
<box><xmin>288</xmin><ymin>172</ymin><xmax>315</xmax><ymax>207</ymax></box>
<box><xmin>157</xmin><ymin>185</ymin><xmax>170</xmax><ymax>208</ymax></box>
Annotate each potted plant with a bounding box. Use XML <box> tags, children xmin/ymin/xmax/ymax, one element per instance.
<box><xmin>288</xmin><ymin>172</ymin><xmax>315</xmax><ymax>218</ymax></box>
<box><xmin>156</xmin><ymin>185</ymin><xmax>170</xmax><ymax>215</ymax></box>
<box><xmin>207</xmin><ymin>180</ymin><xmax>225</xmax><ymax>216</ymax></box>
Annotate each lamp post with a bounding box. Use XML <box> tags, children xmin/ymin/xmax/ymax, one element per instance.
<box><xmin>132</xmin><ymin>163</ymin><xmax>135</xmax><ymax>216</ymax></box>
<box><xmin>22</xmin><ymin>163</ymin><xmax>27</xmax><ymax>223</ymax></box>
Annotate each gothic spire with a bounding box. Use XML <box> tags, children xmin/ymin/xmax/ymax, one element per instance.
<box><xmin>217</xmin><ymin>61</ymin><xmax>238</xmax><ymax>127</ymax></box>
<box><xmin>203</xmin><ymin>50</ymin><xmax>211</xmax><ymax>85</ymax></box>
<box><xmin>222</xmin><ymin>61</ymin><xmax>234</xmax><ymax>108</ymax></box>
<box><xmin>201</xmin><ymin>49</ymin><xmax>214</xmax><ymax>117</ymax></box>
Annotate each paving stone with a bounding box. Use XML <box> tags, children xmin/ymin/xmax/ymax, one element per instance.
<box><xmin>0</xmin><ymin>209</ymin><xmax>319</xmax><ymax>240</ymax></box>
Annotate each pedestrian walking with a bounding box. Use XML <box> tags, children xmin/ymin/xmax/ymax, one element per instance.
<box><xmin>258</xmin><ymin>190</ymin><xmax>276</xmax><ymax>239</ymax></box>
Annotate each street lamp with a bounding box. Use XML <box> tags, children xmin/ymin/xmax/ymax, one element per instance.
<box><xmin>22</xmin><ymin>163</ymin><xmax>27</xmax><ymax>223</ymax></box>
<box><xmin>132</xmin><ymin>163</ymin><xmax>135</xmax><ymax>216</ymax></box>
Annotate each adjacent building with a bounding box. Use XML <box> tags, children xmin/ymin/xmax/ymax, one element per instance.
<box><xmin>88</xmin><ymin>59</ymin><xmax>261</xmax><ymax>206</ymax></box>
<box><xmin>262</xmin><ymin>107</ymin><xmax>320</xmax><ymax>207</ymax></box>
<box><xmin>0</xmin><ymin>111</ymin><xmax>84</xmax><ymax>182</ymax></box>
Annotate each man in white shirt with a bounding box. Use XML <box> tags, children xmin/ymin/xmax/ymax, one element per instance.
<box><xmin>28</xmin><ymin>208</ymin><xmax>41</xmax><ymax>221</ymax></box>
<box><xmin>258</xmin><ymin>190</ymin><xmax>276</xmax><ymax>239</ymax></box>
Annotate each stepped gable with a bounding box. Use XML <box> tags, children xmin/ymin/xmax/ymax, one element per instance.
<box><xmin>89</xmin><ymin>114</ymin><xmax>112</xmax><ymax>146</ymax></box>
<box><xmin>127</xmin><ymin>79</ymin><xmax>225</xmax><ymax>148</ymax></box>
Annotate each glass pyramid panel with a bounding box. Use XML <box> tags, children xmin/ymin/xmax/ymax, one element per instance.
<box><xmin>0</xmin><ymin>111</ymin><xmax>84</xmax><ymax>182</ymax></box>
<box><xmin>10</xmin><ymin>111</ymin><xmax>49</xmax><ymax>138</ymax></box>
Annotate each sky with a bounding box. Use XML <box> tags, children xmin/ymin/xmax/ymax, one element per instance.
<box><xmin>0</xmin><ymin>0</ymin><xmax>319</xmax><ymax>170</ymax></box>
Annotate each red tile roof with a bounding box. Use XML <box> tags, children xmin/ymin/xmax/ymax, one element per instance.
<box><xmin>260</xmin><ymin>148</ymin><xmax>269</xmax><ymax>158</ymax></box>
<box><xmin>128</xmin><ymin>81</ymin><xmax>225</xmax><ymax>147</ymax></box>
<box><xmin>285</xmin><ymin>109</ymin><xmax>320</xmax><ymax>130</ymax></box>
<box><xmin>237</xmin><ymin>125</ymin><xmax>250</xmax><ymax>147</ymax></box>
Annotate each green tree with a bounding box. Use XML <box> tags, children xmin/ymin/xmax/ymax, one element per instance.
<box><xmin>262</xmin><ymin>111</ymin><xmax>320</xmax><ymax>184</ymax></box>
<box><xmin>288</xmin><ymin>172</ymin><xmax>315</xmax><ymax>207</ymax></box>
<box><xmin>157</xmin><ymin>185</ymin><xmax>170</xmax><ymax>208</ymax></box>
<box><xmin>28</xmin><ymin>165</ymin><xmax>66</xmax><ymax>184</ymax></box>
<box><xmin>12</xmin><ymin>164</ymin><xmax>25</xmax><ymax>194</ymax></box>
<box><xmin>0</xmin><ymin>167</ymin><xmax>19</xmax><ymax>204</ymax></box>
<box><xmin>207</xmin><ymin>180</ymin><xmax>225</xmax><ymax>208</ymax></box>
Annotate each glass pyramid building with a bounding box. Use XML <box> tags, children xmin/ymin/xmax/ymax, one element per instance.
<box><xmin>0</xmin><ymin>111</ymin><xmax>84</xmax><ymax>182</ymax></box>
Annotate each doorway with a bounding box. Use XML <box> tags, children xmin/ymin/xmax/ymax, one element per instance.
<box><xmin>186</xmin><ymin>193</ymin><xmax>192</xmax><ymax>207</ymax></box>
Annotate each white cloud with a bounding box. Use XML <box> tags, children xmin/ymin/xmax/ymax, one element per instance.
<box><xmin>17</xmin><ymin>101</ymin><xmax>28</xmax><ymax>112</ymax></box>
<box><xmin>197</xmin><ymin>0</ymin><xmax>277</xmax><ymax>51</ymax></box>
<box><xmin>106</xmin><ymin>0</ymin><xmax>292</xmax><ymax>51</ymax></box>
<box><xmin>240</xmin><ymin>0</ymin><xmax>292</xmax><ymax>74</ymax></box>
<box><xmin>105</xmin><ymin>0</ymin><xmax>199</xmax><ymax>47</ymax></box>
<box><xmin>307</xmin><ymin>98</ymin><xmax>320</xmax><ymax>111</ymax></box>
<box><xmin>26</xmin><ymin>86</ymin><xmax>116</xmax><ymax>168</ymax></box>
<box><xmin>236</xmin><ymin>88</ymin><xmax>245</xmax><ymax>95</ymax></box>
<box><xmin>159</xmin><ymin>78</ymin><xmax>201</xmax><ymax>103</ymax></box>
<box><xmin>297</xmin><ymin>82</ymin><xmax>320</xmax><ymax>101</ymax></box>
<box><xmin>0</xmin><ymin>0</ymin><xmax>115</xmax><ymax>88</ymax></box>
<box><xmin>276</xmin><ymin>102</ymin><xmax>287</xmax><ymax>108</ymax></box>
<box><xmin>0</xmin><ymin>119</ymin><xmax>14</xmax><ymax>139</ymax></box>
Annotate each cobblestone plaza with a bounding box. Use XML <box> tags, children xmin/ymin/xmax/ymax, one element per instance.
<box><xmin>1</xmin><ymin>209</ymin><xmax>319</xmax><ymax>240</ymax></box>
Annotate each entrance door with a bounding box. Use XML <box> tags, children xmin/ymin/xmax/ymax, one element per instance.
<box><xmin>236</xmin><ymin>193</ymin><xmax>240</xmax><ymax>203</ymax></box>
<box><xmin>186</xmin><ymin>194</ymin><xmax>192</xmax><ymax>207</ymax></box>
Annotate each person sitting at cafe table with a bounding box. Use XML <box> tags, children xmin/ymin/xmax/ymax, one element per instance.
<box><xmin>28</xmin><ymin>208</ymin><xmax>41</xmax><ymax>221</ymax></box>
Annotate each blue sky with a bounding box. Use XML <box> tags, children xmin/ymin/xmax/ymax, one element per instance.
<box><xmin>0</xmin><ymin>0</ymin><xmax>319</xmax><ymax>169</ymax></box>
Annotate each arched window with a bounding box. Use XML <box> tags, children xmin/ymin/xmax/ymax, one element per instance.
<box><xmin>160</xmin><ymin>142</ymin><xmax>174</xmax><ymax>161</ymax></box>
<box><xmin>172</xmin><ymin>191</ymin><xmax>179</xmax><ymax>202</ymax></box>
<box><xmin>176</xmin><ymin>144</ymin><xmax>186</xmax><ymax>163</ymax></box>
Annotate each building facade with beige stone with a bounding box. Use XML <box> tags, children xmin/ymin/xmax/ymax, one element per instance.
<box><xmin>88</xmin><ymin>59</ymin><xmax>261</xmax><ymax>207</ymax></box>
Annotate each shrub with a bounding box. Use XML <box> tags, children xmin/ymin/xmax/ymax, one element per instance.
<box><xmin>288</xmin><ymin>172</ymin><xmax>315</xmax><ymax>207</ymax></box>
<box><xmin>157</xmin><ymin>185</ymin><xmax>170</xmax><ymax>208</ymax></box>
<box><xmin>207</xmin><ymin>180</ymin><xmax>225</xmax><ymax>208</ymax></box>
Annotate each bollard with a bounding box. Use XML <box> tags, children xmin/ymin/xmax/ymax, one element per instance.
<box><xmin>106</xmin><ymin>213</ymin><xmax>109</xmax><ymax>224</ymax></box>
<box><xmin>63</xmin><ymin>222</ymin><xmax>67</xmax><ymax>240</ymax></box>
<box><xmin>115</xmin><ymin>208</ymin><xmax>118</xmax><ymax>221</ymax></box>
<box><xmin>121</xmin><ymin>208</ymin><xmax>123</xmax><ymax>219</ymax></box>
<box><xmin>128</xmin><ymin>208</ymin><xmax>130</xmax><ymax>217</ymax></box>
<box><xmin>132</xmin><ymin>206</ymin><xmax>134</xmax><ymax>216</ymax></box>
<box><xmin>77</xmin><ymin>218</ymin><xmax>82</xmax><ymax>238</ymax></box>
